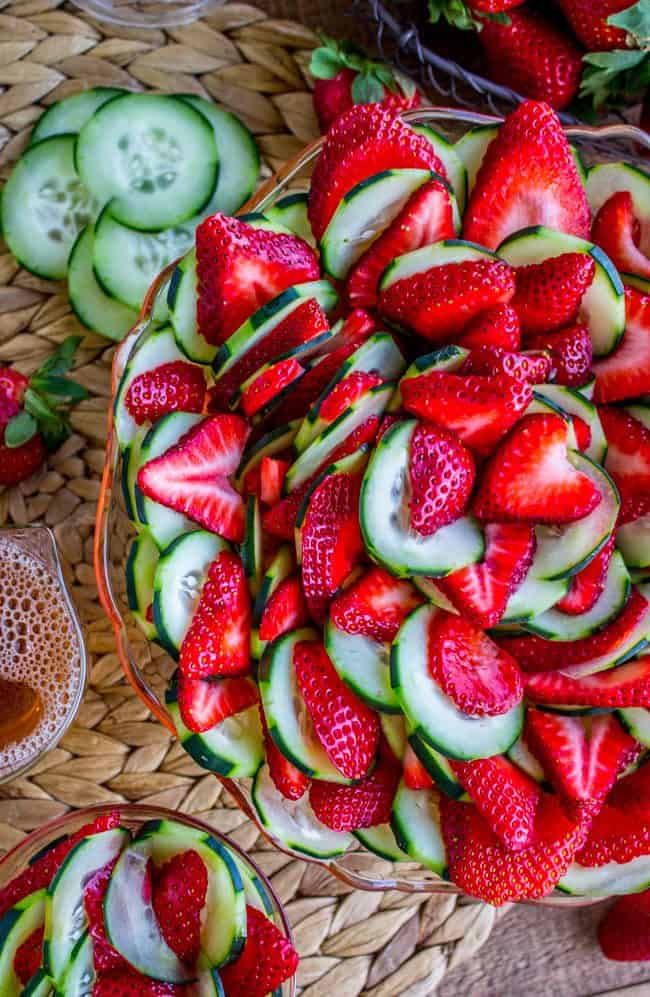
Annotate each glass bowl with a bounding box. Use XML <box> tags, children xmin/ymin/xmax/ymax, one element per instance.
<box><xmin>95</xmin><ymin>106</ymin><xmax>650</xmax><ymax>903</ymax></box>
<box><xmin>0</xmin><ymin>803</ymin><xmax>296</xmax><ymax>995</ymax></box>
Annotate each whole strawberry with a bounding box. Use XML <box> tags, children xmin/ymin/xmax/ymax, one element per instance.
<box><xmin>310</xmin><ymin>34</ymin><xmax>420</xmax><ymax>133</ymax></box>
<box><xmin>0</xmin><ymin>337</ymin><xmax>88</xmax><ymax>486</ymax></box>
<box><xmin>557</xmin><ymin>0</ymin><xmax>638</xmax><ymax>51</ymax></box>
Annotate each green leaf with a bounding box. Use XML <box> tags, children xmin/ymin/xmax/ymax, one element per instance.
<box><xmin>310</xmin><ymin>47</ymin><xmax>344</xmax><ymax>79</ymax></box>
<box><xmin>23</xmin><ymin>387</ymin><xmax>57</xmax><ymax>424</ymax></box>
<box><xmin>608</xmin><ymin>0</ymin><xmax>650</xmax><ymax>49</ymax></box>
<box><xmin>31</xmin><ymin>375</ymin><xmax>89</xmax><ymax>403</ymax></box>
<box><xmin>4</xmin><ymin>411</ymin><xmax>38</xmax><ymax>449</ymax></box>
<box><xmin>351</xmin><ymin>71</ymin><xmax>386</xmax><ymax>105</ymax></box>
<box><xmin>580</xmin><ymin>49</ymin><xmax>649</xmax><ymax>106</ymax></box>
<box><xmin>428</xmin><ymin>0</ymin><xmax>478</xmax><ymax>31</ymax></box>
<box><xmin>37</xmin><ymin>336</ymin><xmax>82</xmax><ymax>378</ymax></box>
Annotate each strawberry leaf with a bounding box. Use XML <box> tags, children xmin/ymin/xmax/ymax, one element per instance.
<box><xmin>580</xmin><ymin>48</ymin><xmax>649</xmax><ymax>107</ymax></box>
<box><xmin>310</xmin><ymin>47</ymin><xmax>345</xmax><ymax>79</ymax></box>
<box><xmin>31</xmin><ymin>375</ymin><xmax>89</xmax><ymax>403</ymax></box>
<box><xmin>4</xmin><ymin>411</ymin><xmax>38</xmax><ymax>449</ymax></box>
<box><xmin>428</xmin><ymin>0</ymin><xmax>480</xmax><ymax>31</ymax></box>
<box><xmin>351</xmin><ymin>71</ymin><xmax>386</xmax><ymax>104</ymax></box>
<box><xmin>36</xmin><ymin>336</ymin><xmax>82</xmax><ymax>378</ymax></box>
<box><xmin>608</xmin><ymin>0</ymin><xmax>650</xmax><ymax>48</ymax></box>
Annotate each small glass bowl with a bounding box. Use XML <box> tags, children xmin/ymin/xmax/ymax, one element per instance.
<box><xmin>0</xmin><ymin>803</ymin><xmax>297</xmax><ymax>995</ymax></box>
<box><xmin>69</xmin><ymin>0</ymin><xmax>224</xmax><ymax>29</ymax></box>
<box><xmin>95</xmin><ymin>106</ymin><xmax>650</xmax><ymax>904</ymax></box>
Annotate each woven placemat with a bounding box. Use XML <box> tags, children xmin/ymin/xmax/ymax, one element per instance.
<box><xmin>0</xmin><ymin>5</ymin><xmax>510</xmax><ymax>992</ymax></box>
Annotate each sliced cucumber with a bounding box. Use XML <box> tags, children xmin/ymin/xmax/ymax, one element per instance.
<box><xmin>76</xmin><ymin>94</ymin><xmax>218</xmax><ymax>231</ymax></box>
<box><xmin>531</xmin><ymin>453</ymin><xmax>619</xmax><ymax>581</ymax></box>
<box><xmin>135</xmin><ymin>412</ymin><xmax>204</xmax><ymax>549</ymax></box>
<box><xmin>153</xmin><ymin>530</ymin><xmax>228</xmax><ymax>657</ymax></box>
<box><xmin>391</xmin><ymin>604</ymin><xmax>524</xmax><ymax>759</ymax></box>
<box><xmin>390</xmin><ymin>782</ymin><xmax>446</xmax><ymax>875</ymax></box>
<box><xmin>454</xmin><ymin>125</ymin><xmax>497</xmax><ymax>190</ymax></box>
<box><xmin>293</xmin><ymin>333</ymin><xmax>406</xmax><ymax>454</ymax></box>
<box><xmin>284</xmin><ymin>382</ymin><xmax>393</xmax><ymax>493</ymax></box>
<box><xmin>507</xmin><ymin>736</ymin><xmax>546</xmax><ymax>783</ymax></box>
<box><xmin>259</xmin><ymin>628</ymin><xmax>352</xmax><ymax>782</ymax></box>
<box><xmin>134</xmin><ymin>818</ymin><xmax>247</xmax><ymax>969</ymax></box>
<box><xmin>324</xmin><ymin>618</ymin><xmax>400</xmax><ymax>714</ymax></box>
<box><xmin>233</xmin><ymin>858</ymin><xmax>274</xmax><ymax>916</ymax></box>
<box><xmin>618</xmin><ymin>515</ymin><xmax>650</xmax><ymax>571</ymax></box>
<box><xmin>234</xmin><ymin>421</ymin><xmax>299</xmax><ymax>492</ymax></box>
<box><xmin>407</xmin><ymin>731</ymin><xmax>464</xmax><ymax>799</ymax></box>
<box><xmin>413</xmin><ymin>125</ymin><xmax>467</xmax><ymax>213</ymax></box>
<box><xmin>2</xmin><ymin>135</ymin><xmax>99</xmax><ymax>280</ymax></box>
<box><xmin>379</xmin><ymin>238</ymin><xmax>499</xmax><ymax>293</ymax></box>
<box><xmin>522</xmin><ymin>550</ymin><xmax>630</xmax><ymax>640</ymax></box>
<box><xmin>502</xmin><ymin>570</ymin><xmax>570</xmax><ymax>623</ymax></box>
<box><xmin>559</xmin><ymin>856</ymin><xmax>650</xmax><ymax>897</ymax></box>
<box><xmin>213</xmin><ymin>281</ymin><xmax>338</xmax><ymax>377</ymax></box>
<box><xmin>380</xmin><ymin>713</ymin><xmax>407</xmax><ymax>760</ymax></box>
<box><xmin>114</xmin><ymin>326</ymin><xmax>192</xmax><ymax>450</ymax></box>
<box><xmin>167</xmin><ymin>250</ymin><xmax>215</xmax><ymax>364</ymax></box>
<box><xmin>320</xmin><ymin>168</ymin><xmax>433</xmax><ymax>280</ymax></box>
<box><xmin>498</xmin><ymin>225</ymin><xmax>625</xmax><ymax>356</ymax></box>
<box><xmin>531</xmin><ymin>384</ymin><xmax>606</xmax><ymax>464</ymax></box>
<box><xmin>31</xmin><ymin>88</ymin><xmax>123</xmax><ymax>144</ymax></box>
<box><xmin>168</xmin><ymin>683</ymin><xmax>264</xmax><ymax>778</ymax></box>
<box><xmin>251</xmin><ymin>546</ymin><xmax>295</xmax><ymax>661</ymax></box>
<box><xmin>266</xmin><ymin>191</ymin><xmax>314</xmax><ymax>246</ymax></box>
<box><xmin>252</xmin><ymin>763</ymin><xmax>352</xmax><ymax>859</ymax></box>
<box><xmin>61</xmin><ymin>932</ymin><xmax>94</xmax><ymax>996</ymax></box>
<box><xmin>126</xmin><ymin>532</ymin><xmax>159</xmax><ymax>641</ymax></box>
<box><xmin>412</xmin><ymin>576</ymin><xmax>459</xmax><ymax>614</ymax></box>
<box><xmin>68</xmin><ymin>225</ymin><xmax>138</xmax><ymax>341</ymax></box>
<box><xmin>354</xmin><ymin>824</ymin><xmax>409</xmax><ymax>862</ymax></box>
<box><xmin>44</xmin><ymin>827</ymin><xmax>129</xmax><ymax>987</ymax></box>
<box><xmin>560</xmin><ymin>586</ymin><xmax>650</xmax><ymax>679</ymax></box>
<box><xmin>241</xmin><ymin>496</ymin><xmax>263</xmax><ymax>598</ymax></box>
<box><xmin>618</xmin><ymin>707</ymin><xmax>650</xmax><ymax>746</ymax></box>
<box><xmin>0</xmin><ymin>890</ymin><xmax>45</xmax><ymax>997</ymax></box>
<box><xmin>20</xmin><ymin>968</ymin><xmax>52</xmax><ymax>997</ymax></box>
<box><xmin>121</xmin><ymin>425</ymin><xmax>147</xmax><ymax>527</ymax></box>
<box><xmin>586</xmin><ymin>162</ymin><xmax>650</xmax><ymax>255</ymax></box>
<box><xmin>360</xmin><ymin>420</ymin><xmax>484</xmax><ymax>577</ymax></box>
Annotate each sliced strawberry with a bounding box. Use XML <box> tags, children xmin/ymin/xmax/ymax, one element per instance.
<box><xmin>309</xmin><ymin>748</ymin><xmax>401</xmax><ymax>830</ymax></box>
<box><xmin>526</xmin><ymin>323</ymin><xmax>593</xmax><ymax>387</ymax></box>
<box><xmin>524</xmin><ymin>710</ymin><xmax>639</xmax><ymax>822</ymax></box>
<box><xmin>0</xmin><ymin>813</ymin><xmax>121</xmax><ymax>918</ymax></box>
<box><xmin>591</xmin><ymin>191</ymin><xmax>650</xmax><ymax>281</ymax></box>
<box><xmin>258</xmin><ymin>575</ymin><xmax>309</xmax><ymax>642</ymax></box>
<box><xmin>207</xmin><ymin>298</ymin><xmax>330</xmax><ymax>412</ymax></box>
<box><xmin>555</xmin><ymin>535</ymin><xmax>615</xmax><ymax>615</ymax></box>
<box><xmin>259</xmin><ymin>456</ymin><xmax>289</xmax><ymax>506</ymax></box>
<box><xmin>512</xmin><ymin>253</ymin><xmax>595</xmax><ymax>336</ymax></box>
<box><xmin>294</xmin><ymin>640</ymin><xmax>380</xmax><ymax>780</ymax></box>
<box><xmin>240</xmin><ymin>358</ymin><xmax>305</xmax><ymax>418</ymax></box>
<box><xmin>449</xmin><ymin>755</ymin><xmax>541</xmax><ymax>851</ymax></box>
<box><xmin>266</xmin><ymin>339</ymin><xmax>364</xmax><ymax>430</ymax></box>
<box><xmin>593</xmin><ymin>287</ymin><xmax>650</xmax><ymax>403</ymax></box>
<box><xmin>498</xmin><ymin>587</ymin><xmax>650</xmax><ymax>673</ymax></box>
<box><xmin>152</xmin><ymin>849</ymin><xmax>207</xmax><ymax>965</ymax></box>
<box><xmin>570</xmin><ymin>413</ymin><xmax>592</xmax><ymax>452</ymax></box>
<box><xmin>308</xmin><ymin>104</ymin><xmax>445</xmax><ymax>241</ymax></box>
<box><xmin>196</xmin><ymin>213</ymin><xmax>319</xmax><ymax>344</ymax></box>
<box><xmin>458</xmin><ymin>304</ymin><xmax>521</xmax><ymax>351</ymax></box>
<box><xmin>262</xmin><ymin>488</ymin><xmax>306</xmax><ymax>541</ymax></box>
<box><xmin>319</xmin><ymin>370</ymin><xmax>383</xmax><ymax>423</ymax></box>
<box><xmin>327</xmin><ymin>415</ymin><xmax>380</xmax><ymax>462</ymax></box>
<box><xmin>598</xmin><ymin>890</ymin><xmax>650</xmax><ymax>962</ymax></box>
<box><xmin>330</xmin><ymin>566</ymin><xmax>422</xmax><ymax>643</ymax></box>
<box><xmin>403</xmin><ymin>744</ymin><xmax>434</xmax><ymax>790</ymax></box>
<box><xmin>576</xmin><ymin>765</ymin><xmax>650</xmax><ymax>868</ymax></box>
<box><xmin>177</xmin><ymin>674</ymin><xmax>258</xmax><ymax>733</ymax></box>
<box><xmin>440</xmin><ymin>791</ymin><xmax>586</xmax><ymax>905</ymax></box>
<box><xmin>401</xmin><ymin>370</ymin><xmax>532</xmax><ymax>456</ymax></box>
<box><xmin>93</xmin><ymin>970</ymin><xmax>187</xmax><ymax>995</ymax></box>
<box><xmin>378</xmin><ymin>258</ymin><xmax>515</xmax><ymax>343</ymax></box>
<box><xmin>461</xmin><ymin>346</ymin><xmax>551</xmax><ymax>383</ymax></box>
<box><xmin>220</xmin><ymin>905</ymin><xmax>299</xmax><ymax>997</ymax></box>
<box><xmin>438</xmin><ymin>523</ymin><xmax>536</xmax><ymax>628</ymax></box>
<box><xmin>463</xmin><ymin>100</ymin><xmax>590</xmax><ymax>250</ymax></box>
<box><xmin>345</xmin><ymin>177</ymin><xmax>455</xmax><ymax>309</ymax></box>
<box><xmin>300</xmin><ymin>470</ymin><xmax>363</xmax><ymax>623</ymax></box>
<box><xmin>260</xmin><ymin>706</ymin><xmax>309</xmax><ymax>801</ymax></box>
<box><xmin>376</xmin><ymin>412</ymin><xmax>401</xmax><ymax>442</ymax></box>
<box><xmin>125</xmin><ymin>361</ymin><xmax>207</xmax><ymax>425</ymax></box>
<box><xmin>428</xmin><ymin>613</ymin><xmax>523</xmax><ymax>717</ymax></box>
<box><xmin>408</xmin><ymin>423</ymin><xmax>475</xmax><ymax>536</ymax></box>
<box><xmin>526</xmin><ymin>654</ymin><xmax>650</xmax><ymax>708</ymax></box>
<box><xmin>13</xmin><ymin>926</ymin><xmax>44</xmax><ymax>985</ymax></box>
<box><xmin>84</xmin><ymin>857</ymin><xmax>127</xmax><ymax>973</ymax></box>
<box><xmin>337</xmin><ymin>308</ymin><xmax>380</xmax><ymax>341</ymax></box>
<box><xmin>137</xmin><ymin>415</ymin><xmax>250</xmax><ymax>543</ymax></box>
<box><xmin>600</xmin><ymin>404</ymin><xmax>650</xmax><ymax>521</ymax></box>
<box><xmin>473</xmin><ymin>413</ymin><xmax>601</xmax><ymax>524</ymax></box>
<box><xmin>179</xmin><ymin>551</ymin><xmax>251</xmax><ymax>679</ymax></box>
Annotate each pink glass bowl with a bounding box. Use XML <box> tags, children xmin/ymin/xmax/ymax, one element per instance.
<box><xmin>95</xmin><ymin>107</ymin><xmax>650</xmax><ymax>903</ymax></box>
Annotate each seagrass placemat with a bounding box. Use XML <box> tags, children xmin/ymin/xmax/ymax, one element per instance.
<box><xmin>0</xmin><ymin>5</ymin><xmax>510</xmax><ymax>991</ymax></box>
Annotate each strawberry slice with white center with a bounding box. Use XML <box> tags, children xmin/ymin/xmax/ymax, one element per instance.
<box><xmin>330</xmin><ymin>566</ymin><xmax>422</xmax><ymax>644</ymax></box>
<box><xmin>177</xmin><ymin>674</ymin><xmax>259</xmax><ymax>733</ymax></box>
<box><xmin>179</xmin><ymin>551</ymin><xmax>251</xmax><ymax>679</ymax></box>
<box><xmin>511</xmin><ymin>252</ymin><xmax>596</xmax><ymax>336</ymax></box>
<box><xmin>294</xmin><ymin>640</ymin><xmax>380</xmax><ymax>780</ymax></box>
<box><xmin>526</xmin><ymin>654</ymin><xmax>650</xmax><ymax>708</ymax></box>
<box><xmin>308</xmin><ymin>746</ymin><xmax>401</xmax><ymax>830</ymax></box>
<box><xmin>440</xmin><ymin>791</ymin><xmax>587</xmax><ymax>905</ymax></box>
<box><xmin>345</xmin><ymin>177</ymin><xmax>455</xmax><ymax>309</ymax></box>
<box><xmin>403</xmin><ymin>744</ymin><xmax>434</xmax><ymax>790</ymax></box>
<box><xmin>593</xmin><ymin>287</ymin><xmax>650</xmax><ymax>404</ymax></box>
<box><xmin>408</xmin><ymin>423</ymin><xmax>476</xmax><ymax>536</ymax></box>
<box><xmin>555</xmin><ymin>535</ymin><xmax>615</xmax><ymax>615</ymax></box>
<box><xmin>473</xmin><ymin>413</ymin><xmax>601</xmax><ymax>524</ymax></box>
<box><xmin>259</xmin><ymin>455</ymin><xmax>289</xmax><ymax>505</ymax></box>
<box><xmin>576</xmin><ymin>764</ymin><xmax>650</xmax><ymax>868</ymax></box>
<box><xmin>428</xmin><ymin>613</ymin><xmax>523</xmax><ymax>717</ymax></box>
<box><xmin>240</xmin><ymin>357</ymin><xmax>305</xmax><ymax>418</ymax></box>
<box><xmin>438</xmin><ymin>523</ymin><xmax>536</xmax><ymax>628</ymax></box>
<box><xmin>461</xmin><ymin>345</ymin><xmax>551</xmax><ymax>383</ymax></box>
<box><xmin>300</xmin><ymin>469</ymin><xmax>364</xmax><ymax>623</ymax></box>
<box><xmin>462</xmin><ymin>100</ymin><xmax>590</xmax><ymax>250</ymax></box>
<box><xmin>137</xmin><ymin>414</ymin><xmax>250</xmax><ymax>543</ymax></box>
<box><xmin>526</xmin><ymin>323</ymin><xmax>593</xmax><ymax>388</ymax></box>
<box><xmin>258</xmin><ymin>575</ymin><xmax>309</xmax><ymax>643</ymax></box>
<box><xmin>524</xmin><ymin>709</ymin><xmax>640</xmax><ymax>822</ymax></box>
<box><xmin>591</xmin><ymin>191</ymin><xmax>650</xmax><ymax>282</ymax></box>
<box><xmin>260</xmin><ymin>706</ymin><xmax>309</xmax><ymax>801</ymax></box>
<box><xmin>401</xmin><ymin>370</ymin><xmax>532</xmax><ymax>456</ymax></box>
<box><xmin>458</xmin><ymin>304</ymin><xmax>521</xmax><ymax>351</ymax></box>
<box><xmin>600</xmin><ymin>404</ymin><xmax>650</xmax><ymax>522</ymax></box>
<box><xmin>196</xmin><ymin>212</ymin><xmax>319</xmax><ymax>344</ymax></box>
<box><xmin>449</xmin><ymin>755</ymin><xmax>541</xmax><ymax>851</ymax></box>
